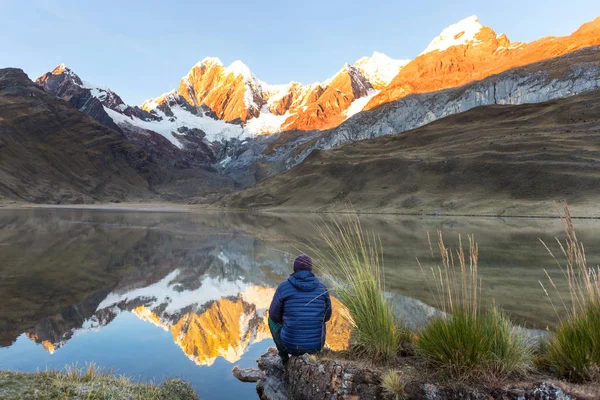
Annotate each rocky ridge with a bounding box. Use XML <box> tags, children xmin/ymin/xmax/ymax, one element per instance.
<box><xmin>366</xmin><ymin>16</ymin><xmax>600</xmax><ymax>110</ymax></box>
<box><xmin>247</xmin><ymin>348</ymin><xmax>595</xmax><ymax>400</ymax></box>
<box><xmin>19</xmin><ymin>15</ymin><xmax>600</xmax><ymax>205</ymax></box>
<box><xmin>222</xmin><ymin>72</ymin><xmax>600</xmax><ymax>215</ymax></box>
<box><xmin>220</xmin><ymin>45</ymin><xmax>600</xmax><ymax>190</ymax></box>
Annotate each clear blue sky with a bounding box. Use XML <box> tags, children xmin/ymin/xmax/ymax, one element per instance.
<box><xmin>1</xmin><ymin>0</ymin><xmax>598</xmax><ymax>105</ymax></box>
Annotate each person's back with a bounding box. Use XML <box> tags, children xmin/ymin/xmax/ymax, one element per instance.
<box><xmin>268</xmin><ymin>254</ymin><xmax>332</xmax><ymax>362</ymax></box>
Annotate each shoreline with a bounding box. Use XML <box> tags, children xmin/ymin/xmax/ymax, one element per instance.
<box><xmin>239</xmin><ymin>348</ymin><xmax>600</xmax><ymax>400</ymax></box>
<box><xmin>1</xmin><ymin>201</ymin><xmax>599</xmax><ymax>220</ymax></box>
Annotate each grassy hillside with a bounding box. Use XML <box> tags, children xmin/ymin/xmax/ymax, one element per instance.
<box><xmin>0</xmin><ymin>68</ymin><xmax>155</xmax><ymax>203</ymax></box>
<box><xmin>222</xmin><ymin>89</ymin><xmax>600</xmax><ymax>216</ymax></box>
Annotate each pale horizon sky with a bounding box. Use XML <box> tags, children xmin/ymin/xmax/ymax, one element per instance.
<box><xmin>1</xmin><ymin>0</ymin><xmax>599</xmax><ymax>105</ymax></box>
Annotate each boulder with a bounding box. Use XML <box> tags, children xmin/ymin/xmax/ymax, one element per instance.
<box><xmin>231</xmin><ymin>366</ymin><xmax>264</xmax><ymax>383</ymax></box>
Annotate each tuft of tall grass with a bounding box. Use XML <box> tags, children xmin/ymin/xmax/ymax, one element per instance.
<box><xmin>540</xmin><ymin>202</ymin><xmax>600</xmax><ymax>382</ymax></box>
<box><xmin>309</xmin><ymin>214</ymin><xmax>407</xmax><ymax>361</ymax></box>
<box><xmin>416</xmin><ymin>232</ymin><xmax>532</xmax><ymax>381</ymax></box>
<box><xmin>380</xmin><ymin>370</ymin><xmax>406</xmax><ymax>400</ymax></box>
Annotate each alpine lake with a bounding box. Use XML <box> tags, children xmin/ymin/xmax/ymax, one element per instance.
<box><xmin>1</xmin><ymin>207</ymin><xmax>599</xmax><ymax>399</ymax></box>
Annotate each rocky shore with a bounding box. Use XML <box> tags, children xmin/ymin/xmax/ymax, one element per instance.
<box><xmin>234</xmin><ymin>348</ymin><xmax>600</xmax><ymax>400</ymax></box>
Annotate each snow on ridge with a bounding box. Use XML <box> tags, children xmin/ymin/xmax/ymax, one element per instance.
<box><xmin>225</xmin><ymin>60</ymin><xmax>254</xmax><ymax>80</ymax></box>
<box><xmin>421</xmin><ymin>15</ymin><xmax>484</xmax><ymax>55</ymax></box>
<box><xmin>245</xmin><ymin>106</ymin><xmax>290</xmax><ymax>134</ymax></box>
<box><xmin>353</xmin><ymin>51</ymin><xmax>410</xmax><ymax>86</ymax></box>
<box><xmin>140</xmin><ymin>90</ymin><xmax>178</xmax><ymax>111</ymax></box>
<box><xmin>104</xmin><ymin>104</ymin><xmax>251</xmax><ymax>147</ymax></box>
<box><xmin>97</xmin><ymin>269</ymin><xmax>251</xmax><ymax>315</ymax></box>
<box><xmin>344</xmin><ymin>89</ymin><xmax>379</xmax><ymax>118</ymax></box>
<box><xmin>196</xmin><ymin>56</ymin><xmax>223</xmax><ymax>68</ymax></box>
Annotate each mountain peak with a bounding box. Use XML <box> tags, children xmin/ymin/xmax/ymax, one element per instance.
<box><xmin>225</xmin><ymin>60</ymin><xmax>254</xmax><ymax>80</ymax></box>
<box><xmin>51</xmin><ymin>63</ymin><xmax>73</xmax><ymax>75</ymax></box>
<box><xmin>46</xmin><ymin>64</ymin><xmax>84</xmax><ymax>87</ymax></box>
<box><xmin>353</xmin><ymin>52</ymin><xmax>410</xmax><ymax>89</ymax></box>
<box><xmin>421</xmin><ymin>15</ymin><xmax>485</xmax><ymax>55</ymax></box>
<box><xmin>195</xmin><ymin>57</ymin><xmax>223</xmax><ymax>68</ymax></box>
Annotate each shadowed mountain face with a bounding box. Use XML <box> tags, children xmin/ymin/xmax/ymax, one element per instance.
<box><xmin>0</xmin><ymin>68</ymin><xmax>240</xmax><ymax>203</ymax></box>
<box><xmin>0</xmin><ymin>68</ymin><xmax>155</xmax><ymax>203</ymax></box>
<box><xmin>222</xmin><ymin>87</ymin><xmax>600</xmax><ymax>216</ymax></box>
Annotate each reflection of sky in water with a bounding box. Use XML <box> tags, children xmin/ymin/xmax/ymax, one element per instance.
<box><xmin>0</xmin><ymin>313</ymin><xmax>270</xmax><ymax>399</ymax></box>
<box><xmin>1</xmin><ymin>209</ymin><xmax>600</xmax><ymax>399</ymax></box>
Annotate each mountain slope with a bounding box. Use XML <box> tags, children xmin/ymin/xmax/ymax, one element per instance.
<box><xmin>221</xmin><ymin>87</ymin><xmax>600</xmax><ymax>216</ymax></box>
<box><xmin>366</xmin><ymin>16</ymin><xmax>600</xmax><ymax>110</ymax></box>
<box><xmin>0</xmin><ymin>68</ymin><xmax>155</xmax><ymax>203</ymax></box>
<box><xmin>221</xmin><ymin>46</ymin><xmax>600</xmax><ymax>189</ymax></box>
<box><xmin>141</xmin><ymin>53</ymin><xmax>406</xmax><ymax>136</ymax></box>
<box><xmin>137</xmin><ymin>16</ymin><xmax>600</xmax><ymax>138</ymax></box>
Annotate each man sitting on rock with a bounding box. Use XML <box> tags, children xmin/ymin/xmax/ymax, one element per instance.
<box><xmin>268</xmin><ymin>254</ymin><xmax>332</xmax><ymax>364</ymax></box>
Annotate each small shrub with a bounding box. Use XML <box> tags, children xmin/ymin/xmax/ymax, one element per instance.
<box><xmin>381</xmin><ymin>370</ymin><xmax>406</xmax><ymax>399</ymax></box>
<box><xmin>416</xmin><ymin>232</ymin><xmax>532</xmax><ymax>380</ymax></box>
<box><xmin>309</xmin><ymin>214</ymin><xmax>408</xmax><ymax>361</ymax></box>
<box><xmin>159</xmin><ymin>378</ymin><xmax>199</xmax><ymax>400</ymax></box>
<box><xmin>540</xmin><ymin>203</ymin><xmax>600</xmax><ymax>382</ymax></box>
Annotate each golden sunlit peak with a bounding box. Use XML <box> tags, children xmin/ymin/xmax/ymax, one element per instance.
<box><xmin>41</xmin><ymin>340</ymin><xmax>56</xmax><ymax>354</ymax></box>
<box><xmin>132</xmin><ymin>306</ymin><xmax>170</xmax><ymax>331</ymax></box>
<box><xmin>26</xmin><ymin>332</ymin><xmax>58</xmax><ymax>354</ymax></box>
<box><xmin>52</xmin><ymin>63</ymin><xmax>70</xmax><ymax>75</ymax></box>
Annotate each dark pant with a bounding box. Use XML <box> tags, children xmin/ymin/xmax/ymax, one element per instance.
<box><xmin>268</xmin><ymin>317</ymin><xmax>319</xmax><ymax>362</ymax></box>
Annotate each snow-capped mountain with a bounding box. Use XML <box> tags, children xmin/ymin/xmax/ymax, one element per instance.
<box><xmin>37</xmin><ymin>64</ymin><xmax>249</xmax><ymax>148</ymax></box>
<box><xmin>353</xmin><ymin>51</ymin><xmax>410</xmax><ymax>89</ymax></box>
<box><xmin>365</xmin><ymin>15</ymin><xmax>600</xmax><ymax>111</ymax></box>
<box><xmin>420</xmin><ymin>15</ymin><xmax>488</xmax><ymax>55</ymax></box>
<box><xmin>141</xmin><ymin>54</ymin><xmax>405</xmax><ymax>136</ymax></box>
<box><xmin>33</xmin><ymin>15</ymin><xmax>600</xmax><ymax>191</ymax></box>
<box><xmin>38</xmin><ymin>49</ymin><xmax>411</xmax><ymax>148</ymax></box>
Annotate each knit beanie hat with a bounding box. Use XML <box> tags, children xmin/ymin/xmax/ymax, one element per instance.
<box><xmin>293</xmin><ymin>254</ymin><xmax>313</xmax><ymax>273</ymax></box>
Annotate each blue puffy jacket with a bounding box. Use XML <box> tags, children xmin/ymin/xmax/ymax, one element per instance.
<box><xmin>268</xmin><ymin>270</ymin><xmax>332</xmax><ymax>352</ymax></box>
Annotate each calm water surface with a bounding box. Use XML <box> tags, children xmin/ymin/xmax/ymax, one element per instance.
<box><xmin>0</xmin><ymin>209</ymin><xmax>598</xmax><ymax>399</ymax></box>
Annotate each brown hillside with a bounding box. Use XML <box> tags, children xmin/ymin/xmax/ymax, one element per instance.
<box><xmin>0</xmin><ymin>68</ymin><xmax>153</xmax><ymax>203</ymax></box>
<box><xmin>222</xmin><ymin>89</ymin><xmax>600</xmax><ymax>216</ymax></box>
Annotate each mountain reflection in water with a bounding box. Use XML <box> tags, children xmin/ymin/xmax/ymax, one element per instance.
<box><xmin>1</xmin><ymin>208</ymin><xmax>599</xmax><ymax>399</ymax></box>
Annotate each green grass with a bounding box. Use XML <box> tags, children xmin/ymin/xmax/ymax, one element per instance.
<box><xmin>416</xmin><ymin>308</ymin><xmax>532</xmax><ymax>380</ymax></box>
<box><xmin>0</xmin><ymin>363</ymin><xmax>198</xmax><ymax>400</ymax></box>
<box><xmin>309</xmin><ymin>214</ymin><xmax>408</xmax><ymax>361</ymax></box>
<box><xmin>540</xmin><ymin>202</ymin><xmax>600</xmax><ymax>382</ymax></box>
<box><xmin>415</xmin><ymin>232</ymin><xmax>532</xmax><ymax>381</ymax></box>
<box><xmin>547</xmin><ymin>302</ymin><xmax>600</xmax><ymax>381</ymax></box>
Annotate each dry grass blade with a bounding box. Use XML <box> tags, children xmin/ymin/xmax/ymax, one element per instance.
<box><xmin>541</xmin><ymin>202</ymin><xmax>600</xmax><ymax>382</ymax></box>
<box><xmin>416</xmin><ymin>231</ymin><xmax>532</xmax><ymax>381</ymax></box>
<box><xmin>305</xmin><ymin>212</ymin><xmax>407</xmax><ymax>361</ymax></box>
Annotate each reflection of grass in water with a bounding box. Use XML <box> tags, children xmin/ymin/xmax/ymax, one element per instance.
<box><xmin>0</xmin><ymin>363</ymin><xmax>198</xmax><ymax>400</ymax></box>
<box><xmin>415</xmin><ymin>232</ymin><xmax>533</xmax><ymax>381</ymax></box>
<box><xmin>540</xmin><ymin>203</ymin><xmax>600</xmax><ymax>382</ymax></box>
